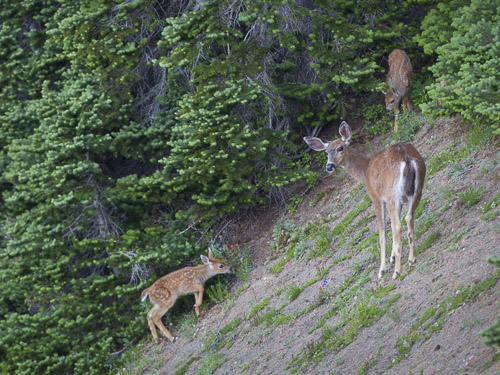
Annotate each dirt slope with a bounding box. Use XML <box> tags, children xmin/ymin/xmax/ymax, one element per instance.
<box><xmin>123</xmin><ymin>117</ymin><xmax>500</xmax><ymax>375</ymax></box>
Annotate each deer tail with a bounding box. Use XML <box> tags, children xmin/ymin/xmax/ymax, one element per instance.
<box><xmin>403</xmin><ymin>158</ymin><xmax>416</xmax><ymax>197</ymax></box>
<box><xmin>140</xmin><ymin>287</ymin><xmax>150</xmax><ymax>302</ymax></box>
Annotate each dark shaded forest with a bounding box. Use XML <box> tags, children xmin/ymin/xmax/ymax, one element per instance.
<box><xmin>0</xmin><ymin>0</ymin><xmax>498</xmax><ymax>374</ymax></box>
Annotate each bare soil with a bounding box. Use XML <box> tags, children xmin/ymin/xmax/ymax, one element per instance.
<box><xmin>124</xmin><ymin>116</ymin><xmax>500</xmax><ymax>375</ymax></box>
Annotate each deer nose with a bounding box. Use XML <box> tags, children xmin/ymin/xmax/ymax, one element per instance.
<box><xmin>326</xmin><ymin>163</ymin><xmax>336</xmax><ymax>172</ymax></box>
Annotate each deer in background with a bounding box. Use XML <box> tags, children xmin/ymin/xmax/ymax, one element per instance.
<box><xmin>304</xmin><ymin>122</ymin><xmax>426</xmax><ymax>280</ymax></box>
<box><xmin>141</xmin><ymin>249</ymin><xmax>231</xmax><ymax>343</ymax></box>
<box><xmin>384</xmin><ymin>49</ymin><xmax>414</xmax><ymax>133</ymax></box>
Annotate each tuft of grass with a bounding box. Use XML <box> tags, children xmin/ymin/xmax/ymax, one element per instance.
<box><xmin>206</xmin><ymin>281</ymin><xmax>229</xmax><ymax>304</ymax></box>
<box><xmin>458</xmin><ymin>186</ymin><xmax>483</xmax><ymax>208</ymax></box>
<box><xmin>196</xmin><ymin>353</ymin><xmax>226</xmax><ymax>375</ymax></box>
<box><xmin>417</xmin><ymin>231</ymin><xmax>439</xmax><ymax>255</ymax></box>
<box><xmin>286</xmin><ymin>282</ymin><xmax>302</xmax><ymax>302</ymax></box>
<box><xmin>174</xmin><ymin>355</ymin><xmax>201</xmax><ymax>375</ymax></box>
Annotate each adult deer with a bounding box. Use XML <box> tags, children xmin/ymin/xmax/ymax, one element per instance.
<box><xmin>141</xmin><ymin>249</ymin><xmax>230</xmax><ymax>343</ymax></box>
<box><xmin>384</xmin><ymin>49</ymin><xmax>413</xmax><ymax>133</ymax></box>
<box><xmin>304</xmin><ymin>122</ymin><xmax>426</xmax><ymax>280</ymax></box>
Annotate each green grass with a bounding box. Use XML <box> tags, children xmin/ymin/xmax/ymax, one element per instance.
<box><xmin>174</xmin><ymin>355</ymin><xmax>201</xmax><ymax>375</ymax></box>
<box><xmin>196</xmin><ymin>353</ymin><xmax>226</xmax><ymax>375</ymax></box>
<box><xmin>389</xmin><ymin>271</ymin><xmax>500</xmax><ymax>369</ymax></box>
<box><xmin>458</xmin><ymin>186</ymin><xmax>483</xmax><ymax>208</ymax></box>
<box><xmin>289</xmin><ymin>283</ymin><xmax>400</xmax><ymax>372</ymax></box>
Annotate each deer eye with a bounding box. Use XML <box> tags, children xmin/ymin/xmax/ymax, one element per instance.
<box><xmin>218</xmin><ymin>264</ymin><xmax>224</xmax><ymax>269</ymax></box>
<box><xmin>390</xmin><ymin>99</ymin><xmax>395</xmax><ymax>103</ymax></box>
<box><xmin>337</xmin><ymin>146</ymin><xmax>344</xmax><ymax>152</ymax></box>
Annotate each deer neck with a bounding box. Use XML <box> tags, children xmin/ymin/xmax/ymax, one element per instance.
<box><xmin>343</xmin><ymin>148</ymin><xmax>370</xmax><ymax>184</ymax></box>
<box><xmin>194</xmin><ymin>265</ymin><xmax>214</xmax><ymax>285</ymax></box>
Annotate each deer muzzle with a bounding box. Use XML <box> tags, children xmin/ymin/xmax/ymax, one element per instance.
<box><xmin>326</xmin><ymin>163</ymin><xmax>336</xmax><ymax>172</ymax></box>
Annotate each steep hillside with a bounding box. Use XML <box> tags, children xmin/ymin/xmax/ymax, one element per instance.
<box><xmin>122</xmin><ymin>116</ymin><xmax>500</xmax><ymax>375</ymax></box>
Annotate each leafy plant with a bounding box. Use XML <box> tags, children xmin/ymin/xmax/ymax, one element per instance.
<box><xmin>457</xmin><ymin>186</ymin><xmax>483</xmax><ymax>208</ymax></box>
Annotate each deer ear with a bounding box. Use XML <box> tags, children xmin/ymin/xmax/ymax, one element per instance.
<box><xmin>339</xmin><ymin>121</ymin><xmax>352</xmax><ymax>145</ymax></box>
<box><xmin>304</xmin><ymin>137</ymin><xmax>328</xmax><ymax>151</ymax></box>
<box><xmin>381</xmin><ymin>89</ymin><xmax>387</xmax><ymax>95</ymax></box>
<box><xmin>392</xmin><ymin>88</ymin><xmax>397</xmax><ymax>94</ymax></box>
<box><xmin>208</xmin><ymin>248</ymin><xmax>214</xmax><ymax>259</ymax></box>
<box><xmin>201</xmin><ymin>254</ymin><xmax>211</xmax><ymax>265</ymax></box>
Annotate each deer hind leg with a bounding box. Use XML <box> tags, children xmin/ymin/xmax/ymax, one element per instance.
<box><xmin>193</xmin><ymin>285</ymin><xmax>204</xmax><ymax>316</ymax></box>
<box><xmin>149</xmin><ymin>298</ymin><xmax>175</xmax><ymax>343</ymax></box>
<box><xmin>403</xmin><ymin>94</ymin><xmax>414</xmax><ymax>111</ymax></box>
<box><xmin>387</xmin><ymin>203</ymin><xmax>403</xmax><ymax>280</ymax></box>
<box><xmin>375</xmin><ymin>201</ymin><xmax>388</xmax><ymax>279</ymax></box>
<box><xmin>406</xmin><ymin>191</ymin><xmax>422</xmax><ymax>265</ymax></box>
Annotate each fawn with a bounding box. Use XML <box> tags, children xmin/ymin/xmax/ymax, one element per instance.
<box><xmin>384</xmin><ymin>49</ymin><xmax>414</xmax><ymax>132</ymax></box>
<box><xmin>304</xmin><ymin>121</ymin><xmax>426</xmax><ymax>280</ymax></box>
<box><xmin>141</xmin><ymin>249</ymin><xmax>230</xmax><ymax>343</ymax></box>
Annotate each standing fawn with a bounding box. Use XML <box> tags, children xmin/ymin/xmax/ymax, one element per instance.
<box><xmin>304</xmin><ymin>122</ymin><xmax>426</xmax><ymax>280</ymax></box>
<box><xmin>384</xmin><ymin>49</ymin><xmax>414</xmax><ymax>133</ymax></box>
<box><xmin>141</xmin><ymin>249</ymin><xmax>230</xmax><ymax>343</ymax></box>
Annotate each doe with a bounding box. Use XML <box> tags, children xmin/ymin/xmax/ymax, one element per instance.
<box><xmin>384</xmin><ymin>49</ymin><xmax>414</xmax><ymax>133</ymax></box>
<box><xmin>141</xmin><ymin>249</ymin><xmax>230</xmax><ymax>343</ymax></box>
<box><xmin>304</xmin><ymin>122</ymin><xmax>426</xmax><ymax>280</ymax></box>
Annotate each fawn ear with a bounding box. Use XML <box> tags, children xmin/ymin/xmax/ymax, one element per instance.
<box><xmin>201</xmin><ymin>254</ymin><xmax>211</xmax><ymax>265</ymax></box>
<box><xmin>304</xmin><ymin>137</ymin><xmax>328</xmax><ymax>151</ymax></box>
<box><xmin>339</xmin><ymin>121</ymin><xmax>352</xmax><ymax>145</ymax></box>
<box><xmin>208</xmin><ymin>248</ymin><xmax>215</xmax><ymax>259</ymax></box>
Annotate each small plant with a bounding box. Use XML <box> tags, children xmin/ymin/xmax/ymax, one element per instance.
<box><xmin>395</xmin><ymin>107</ymin><xmax>423</xmax><ymax>142</ymax></box>
<box><xmin>196</xmin><ymin>353</ymin><xmax>226</xmax><ymax>375</ymax></box>
<box><xmin>176</xmin><ymin>312</ymin><xmax>198</xmax><ymax>339</ymax></box>
<box><xmin>457</xmin><ymin>186</ymin><xmax>483</xmax><ymax>208</ymax></box>
<box><xmin>206</xmin><ymin>281</ymin><xmax>229</xmax><ymax>304</ymax></box>
<box><xmin>225</xmin><ymin>243</ymin><xmax>252</xmax><ymax>281</ymax></box>
<box><xmin>287</xmin><ymin>195</ymin><xmax>303</xmax><ymax>215</ymax></box>
<box><xmin>286</xmin><ymin>283</ymin><xmax>303</xmax><ymax>302</ymax></box>
<box><xmin>356</xmin><ymin>104</ymin><xmax>391</xmax><ymax>136</ymax></box>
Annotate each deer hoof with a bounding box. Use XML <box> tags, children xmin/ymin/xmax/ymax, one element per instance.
<box><xmin>378</xmin><ymin>269</ymin><xmax>386</xmax><ymax>279</ymax></box>
<box><xmin>408</xmin><ymin>258</ymin><xmax>416</xmax><ymax>265</ymax></box>
<box><xmin>392</xmin><ymin>271</ymin><xmax>400</xmax><ymax>280</ymax></box>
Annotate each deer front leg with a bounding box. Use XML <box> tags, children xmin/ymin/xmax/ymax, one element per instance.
<box><xmin>393</xmin><ymin>106</ymin><xmax>399</xmax><ymax>133</ymax></box>
<box><xmin>193</xmin><ymin>285</ymin><xmax>204</xmax><ymax>316</ymax></box>
<box><xmin>375</xmin><ymin>202</ymin><xmax>387</xmax><ymax>279</ymax></box>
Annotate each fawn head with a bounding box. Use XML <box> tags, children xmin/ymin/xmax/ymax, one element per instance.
<box><xmin>384</xmin><ymin>87</ymin><xmax>402</xmax><ymax>112</ymax></box>
<box><xmin>201</xmin><ymin>248</ymin><xmax>231</xmax><ymax>275</ymax></box>
<box><xmin>304</xmin><ymin>121</ymin><xmax>352</xmax><ymax>173</ymax></box>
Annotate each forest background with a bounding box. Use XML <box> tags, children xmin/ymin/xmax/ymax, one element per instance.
<box><xmin>0</xmin><ymin>0</ymin><xmax>498</xmax><ymax>374</ymax></box>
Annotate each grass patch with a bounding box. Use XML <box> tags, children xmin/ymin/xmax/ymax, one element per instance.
<box><xmin>174</xmin><ymin>355</ymin><xmax>201</xmax><ymax>375</ymax></box>
<box><xmin>289</xmin><ymin>284</ymin><xmax>400</xmax><ymax>372</ymax></box>
<box><xmin>196</xmin><ymin>353</ymin><xmax>226</xmax><ymax>375</ymax></box>
<box><xmin>205</xmin><ymin>317</ymin><xmax>243</xmax><ymax>351</ymax></box>
<box><xmin>458</xmin><ymin>186</ymin><xmax>483</xmax><ymax>208</ymax></box>
<box><xmin>417</xmin><ymin>231</ymin><xmax>439</xmax><ymax>255</ymax></box>
<box><xmin>389</xmin><ymin>271</ymin><xmax>500</xmax><ymax>368</ymax></box>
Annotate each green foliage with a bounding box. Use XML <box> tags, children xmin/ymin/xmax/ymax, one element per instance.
<box><xmin>479</xmin><ymin>256</ymin><xmax>500</xmax><ymax>346</ymax></box>
<box><xmin>457</xmin><ymin>186</ymin><xmax>483</xmax><ymax>208</ymax></box>
<box><xmin>416</xmin><ymin>0</ymin><xmax>500</xmax><ymax>134</ymax></box>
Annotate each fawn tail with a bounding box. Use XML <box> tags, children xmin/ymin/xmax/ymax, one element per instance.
<box><xmin>140</xmin><ymin>287</ymin><xmax>150</xmax><ymax>302</ymax></box>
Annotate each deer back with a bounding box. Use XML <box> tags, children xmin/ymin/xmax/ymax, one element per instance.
<box><xmin>385</xmin><ymin>49</ymin><xmax>413</xmax><ymax>110</ymax></box>
<box><xmin>365</xmin><ymin>143</ymin><xmax>425</xmax><ymax>204</ymax></box>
